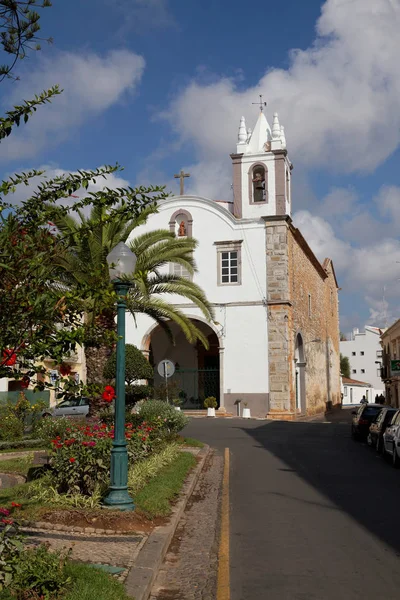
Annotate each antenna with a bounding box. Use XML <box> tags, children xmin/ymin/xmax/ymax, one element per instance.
<box><xmin>252</xmin><ymin>94</ymin><xmax>267</xmax><ymax>112</ymax></box>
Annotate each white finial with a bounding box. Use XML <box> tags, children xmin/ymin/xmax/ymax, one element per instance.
<box><xmin>272</xmin><ymin>112</ymin><xmax>281</xmax><ymax>140</ymax></box>
<box><xmin>246</xmin><ymin>127</ymin><xmax>252</xmax><ymax>143</ymax></box>
<box><xmin>238</xmin><ymin>116</ymin><xmax>247</xmax><ymax>144</ymax></box>
<box><xmin>280</xmin><ymin>125</ymin><xmax>286</xmax><ymax>149</ymax></box>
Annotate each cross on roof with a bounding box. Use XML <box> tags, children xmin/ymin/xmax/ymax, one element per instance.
<box><xmin>174</xmin><ymin>170</ymin><xmax>190</xmax><ymax>195</ymax></box>
<box><xmin>252</xmin><ymin>94</ymin><xmax>267</xmax><ymax>112</ymax></box>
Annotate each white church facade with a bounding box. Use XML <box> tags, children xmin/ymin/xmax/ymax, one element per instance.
<box><xmin>126</xmin><ymin>109</ymin><xmax>341</xmax><ymax>419</ymax></box>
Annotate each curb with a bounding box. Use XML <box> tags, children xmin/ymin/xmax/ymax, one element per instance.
<box><xmin>124</xmin><ymin>444</ymin><xmax>211</xmax><ymax>600</ymax></box>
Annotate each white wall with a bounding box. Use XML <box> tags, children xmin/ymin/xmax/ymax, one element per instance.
<box><xmin>125</xmin><ymin>195</ymin><xmax>271</xmax><ymax>408</ymax></box>
<box><xmin>342</xmin><ymin>383</ymin><xmax>374</xmax><ymax>405</ymax></box>
<box><xmin>340</xmin><ymin>327</ymin><xmax>384</xmax><ymax>393</ymax></box>
<box><xmin>0</xmin><ymin>378</ymin><xmax>7</xmax><ymax>392</ymax></box>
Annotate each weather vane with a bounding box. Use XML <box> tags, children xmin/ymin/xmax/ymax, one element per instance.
<box><xmin>252</xmin><ymin>94</ymin><xmax>267</xmax><ymax>112</ymax></box>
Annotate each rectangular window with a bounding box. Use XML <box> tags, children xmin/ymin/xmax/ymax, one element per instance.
<box><xmin>344</xmin><ymin>387</ymin><xmax>348</xmax><ymax>397</ymax></box>
<box><xmin>308</xmin><ymin>294</ymin><xmax>312</xmax><ymax>318</ymax></box>
<box><xmin>360</xmin><ymin>351</ymin><xmax>364</xmax><ymax>356</ymax></box>
<box><xmin>352</xmin><ymin>352</ymin><xmax>356</xmax><ymax>356</ymax></box>
<box><xmin>376</xmin><ymin>350</ymin><xmax>382</xmax><ymax>358</ymax></box>
<box><xmin>220</xmin><ymin>251</ymin><xmax>239</xmax><ymax>283</ymax></box>
<box><xmin>215</xmin><ymin>241</ymin><xmax>243</xmax><ymax>286</ymax></box>
<box><xmin>352</xmin><ymin>369</ymin><xmax>357</xmax><ymax>374</ymax></box>
<box><xmin>366</xmin><ymin>390</ymin><xmax>369</xmax><ymax>400</ymax></box>
<box><xmin>377</xmin><ymin>367</ymin><xmax>381</xmax><ymax>377</ymax></box>
<box><xmin>361</xmin><ymin>369</ymin><xmax>365</xmax><ymax>374</ymax></box>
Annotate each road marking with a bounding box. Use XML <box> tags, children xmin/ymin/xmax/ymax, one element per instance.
<box><xmin>217</xmin><ymin>447</ymin><xmax>230</xmax><ymax>600</ymax></box>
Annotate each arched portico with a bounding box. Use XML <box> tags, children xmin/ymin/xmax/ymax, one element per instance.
<box><xmin>142</xmin><ymin>318</ymin><xmax>224</xmax><ymax>410</ymax></box>
<box><xmin>294</xmin><ymin>333</ymin><xmax>306</xmax><ymax>414</ymax></box>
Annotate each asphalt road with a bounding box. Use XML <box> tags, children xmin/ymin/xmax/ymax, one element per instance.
<box><xmin>183</xmin><ymin>413</ymin><xmax>400</xmax><ymax>600</ymax></box>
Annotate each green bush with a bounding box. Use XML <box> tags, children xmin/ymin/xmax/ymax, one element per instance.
<box><xmin>0</xmin><ymin>409</ymin><xmax>23</xmax><ymax>441</ymax></box>
<box><xmin>103</xmin><ymin>344</ymin><xmax>153</xmax><ymax>385</ymax></box>
<box><xmin>0</xmin><ymin>439</ymin><xmax>45</xmax><ymax>451</ymax></box>
<box><xmin>0</xmin><ymin>521</ymin><xmax>24</xmax><ymax>590</ymax></box>
<box><xmin>126</xmin><ymin>383</ymin><xmax>152</xmax><ymax>406</ymax></box>
<box><xmin>9</xmin><ymin>544</ymin><xmax>71</xmax><ymax>598</ymax></box>
<box><xmin>204</xmin><ymin>396</ymin><xmax>217</xmax><ymax>409</ymax></box>
<box><xmin>137</xmin><ymin>400</ymin><xmax>188</xmax><ymax>434</ymax></box>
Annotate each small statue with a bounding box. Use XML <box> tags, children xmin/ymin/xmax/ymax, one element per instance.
<box><xmin>178</xmin><ymin>220</ymin><xmax>186</xmax><ymax>236</ymax></box>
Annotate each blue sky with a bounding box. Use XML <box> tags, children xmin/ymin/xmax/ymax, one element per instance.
<box><xmin>1</xmin><ymin>0</ymin><xmax>400</xmax><ymax>335</ymax></box>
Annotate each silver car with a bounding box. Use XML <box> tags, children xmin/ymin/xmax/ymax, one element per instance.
<box><xmin>383</xmin><ymin>409</ymin><xmax>400</xmax><ymax>467</ymax></box>
<box><xmin>43</xmin><ymin>397</ymin><xmax>90</xmax><ymax>418</ymax></box>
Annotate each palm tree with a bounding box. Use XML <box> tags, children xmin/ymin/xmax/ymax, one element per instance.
<box><xmin>50</xmin><ymin>205</ymin><xmax>214</xmax><ymax>390</ymax></box>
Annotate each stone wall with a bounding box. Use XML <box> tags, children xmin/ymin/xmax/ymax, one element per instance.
<box><xmin>265</xmin><ymin>216</ymin><xmax>341</xmax><ymax>418</ymax></box>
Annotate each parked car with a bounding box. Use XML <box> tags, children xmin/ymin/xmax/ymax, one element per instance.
<box><xmin>351</xmin><ymin>404</ymin><xmax>385</xmax><ymax>441</ymax></box>
<box><xmin>367</xmin><ymin>407</ymin><xmax>398</xmax><ymax>453</ymax></box>
<box><xmin>42</xmin><ymin>396</ymin><xmax>90</xmax><ymax>418</ymax></box>
<box><xmin>383</xmin><ymin>410</ymin><xmax>400</xmax><ymax>467</ymax></box>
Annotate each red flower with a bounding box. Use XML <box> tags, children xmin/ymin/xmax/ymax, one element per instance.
<box><xmin>21</xmin><ymin>375</ymin><xmax>30</xmax><ymax>389</ymax></box>
<box><xmin>1</xmin><ymin>518</ymin><xmax>13</xmax><ymax>525</ymax></box>
<box><xmin>69</xmin><ymin>457</ymin><xmax>76</xmax><ymax>463</ymax></box>
<box><xmin>11</xmin><ymin>502</ymin><xmax>21</xmax><ymax>508</ymax></box>
<box><xmin>2</xmin><ymin>349</ymin><xmax>17</xmax><ymax>366</ymax></box>
<box><xmin>102</xmin><ymin>385</ymin><xmax>115</xmax><ymax>403</ymax></box>
<box><xmin>142</xmin><ymin>436</ymin><xmax>147</xmax><ymax>442</ymax></box>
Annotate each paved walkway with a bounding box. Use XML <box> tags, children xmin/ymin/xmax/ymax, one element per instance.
<box><xmin>150</xmin><ymin>449</ymin><xmax>223</xmax><ymax>600</ymax></box>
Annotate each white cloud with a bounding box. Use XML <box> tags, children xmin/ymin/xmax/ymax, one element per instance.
<box><xmin>163</xmin><ymin>0</ymin><xmax>400</xmax><ymax>181</ymax></box>
<box><xmin>0</xmin><ymin>49</ymin><xmax>145</xmax><ymax>161</ymax></box>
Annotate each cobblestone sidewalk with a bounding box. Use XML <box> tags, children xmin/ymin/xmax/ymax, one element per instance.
<box><xmin>150</xmin><ymin>449</ymin><xmax>223</xmax><ymax>600</ymax></box>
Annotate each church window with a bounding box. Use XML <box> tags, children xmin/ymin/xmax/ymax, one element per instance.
<box><xmin>250</xmin><ymin>164</ymin><xmax>267</xmax><ymax>203</ymax></box>
<box><xmin>214</xmin><ymin>240</ymin><xmax>243</xmax><ymax>286</ymax></box>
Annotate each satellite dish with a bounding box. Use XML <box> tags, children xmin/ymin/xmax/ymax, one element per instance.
<box><xmin>157</xmin><ymin>359</ymin><xmax>175</xmax><ymax>379</ymax></box>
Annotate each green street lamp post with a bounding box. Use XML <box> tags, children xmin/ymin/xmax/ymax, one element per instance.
<box><xmin>103</xmin><ymin>242</ymin><xmax>136</xmax><ymax>511</ymax></box>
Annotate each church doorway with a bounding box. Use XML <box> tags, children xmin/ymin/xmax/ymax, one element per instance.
<box><xmin>145</xmin><ymin>319</ymin><xmax>220</xmax><ymax>410</ymax></box>
<box><xmin>295</xmin><ymin>333</ymin><xmax>306</xmax><ymax>414</ymax></box>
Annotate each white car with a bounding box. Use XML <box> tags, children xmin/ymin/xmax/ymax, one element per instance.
<box><xmin>382</xmin><ymin>409</ymin><xmax>400</xmax><ymax>467</ymax></box>
<box><xmin>42</xmin><ymin>397</ymin><xmax>90</xmax><ymax>418</ymax></box>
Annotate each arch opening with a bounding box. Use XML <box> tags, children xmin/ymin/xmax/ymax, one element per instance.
<box><xmin>147</xmin><ymin>319</ymin><xmax>220</xmax><ymax>410</ymax></box>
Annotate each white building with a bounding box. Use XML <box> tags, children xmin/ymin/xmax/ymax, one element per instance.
<box><xmin>341</xmin><ymin>377</ymin><xmax>373</xmax><ymax>405</ymax></box>
<box><xmin>126</xmin><ymin>108</ymin><xmax>341</xmax><ymax>418</ymax></box>
<box><xmin>340</xmin><ymin>326</ymin><xmax>384</xmax><ymax>396</ymax></box>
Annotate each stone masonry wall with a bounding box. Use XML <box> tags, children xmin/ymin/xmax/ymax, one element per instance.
<box><xmin>265</xmin><ymin>217</ymin><xmax>341</xmax><ymax>418</ymax></box>
<box><xmin>289</xmin><ymin>229</ymin><xmax>341</xmax><ymax>414</ymax></box>
<box><xmin>265</xmin><ymin>218</ymin><xmax>294</xmax><ymax>417</ymax></box>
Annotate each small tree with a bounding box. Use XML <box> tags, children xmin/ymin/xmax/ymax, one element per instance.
<box><xmin>340</xmin><ymin>353</ymin><xmax>351</xmax><ymax>378</ymax></box>
<box><xmin>340</xmin><ymin>332</ymin><xmax>347</xmax><ymax>341</ymax></box>
<box><xmin>103</xmin><ymin>344</ymin><xmax>153</xmax><ymax>386</ymax></box>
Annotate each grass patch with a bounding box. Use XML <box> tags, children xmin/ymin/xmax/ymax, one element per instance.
<box><xmin>0</xmin><ymin>561</ymin><xmax>130</xmax><ymax>600</ymax></box>
<box><xmin>63</xmin><ymin>562</ymin><xmax>130</xmax><ymax>600</ymax></box>
<box><xmin>0</xmin><ymin>454</ymin><xmax>33</xmax><ymax>475</ymax></box>
<box><xmin>183</xmin><ymin>437</ymin><xmax>204</xmax><ymax>448</ymax></box>
<box><xmin>135</xmin><ymin>451</ymin><xmax>196</xmax><ymax>517</ymax></box>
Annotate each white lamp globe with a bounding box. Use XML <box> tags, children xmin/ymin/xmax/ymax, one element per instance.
<box><xmin>107</xmin><ymin>242</ymin><xmax>137</xmax><ymax>281</ymax></box>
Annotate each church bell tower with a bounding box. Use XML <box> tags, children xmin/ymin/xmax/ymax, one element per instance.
<box><xmin>230</xmin><ymin>109</ymin><xmax>292</xmax><ymax>219</ymax></box>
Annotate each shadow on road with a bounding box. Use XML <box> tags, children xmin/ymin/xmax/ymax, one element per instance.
<box><xmin>237</xmin><ymin>418</ymin><xmax>400</xmax><ymax>555</ymax></box>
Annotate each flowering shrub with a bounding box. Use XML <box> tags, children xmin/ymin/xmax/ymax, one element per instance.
<box><xmin>0</xmin><ymin>394</ymin><xmax>47</xmax><ymax>441</ymax></box>
<box><xmin>0</xmin><ymin>505</ymin><xmax>24</xmax><ymax>590</ymax></box>
<box><xmin>137</xmin><ymin>400</ymin><xmax>189</xmax><ymax>435</ymax></box>
<box><xmin>47</xmin><ymin>420</ymin><xmax>158</xmax><ymax>496</ymax></box>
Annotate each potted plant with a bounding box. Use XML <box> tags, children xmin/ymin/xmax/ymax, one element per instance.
<box><xmin>172</xmin><ymin>397</ymin><xmax>183</xmax><ymax>411</ymax></box>
<box><xmin>204</xmin><ymin>396</ymin><xmax>217</xmax><ymax>417</ymax></box>
<box><xmin>242</xmin><ymin>401</ymin><xmax>251</xmax><ymax>419</ymax></box>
